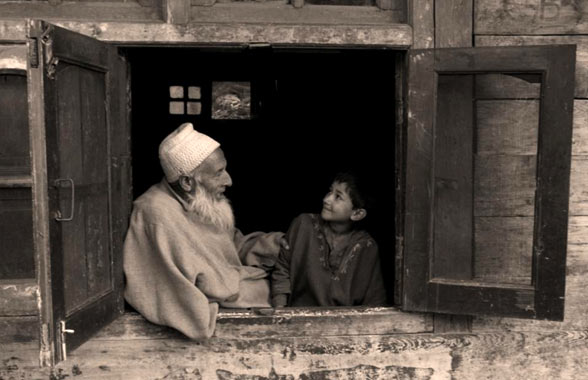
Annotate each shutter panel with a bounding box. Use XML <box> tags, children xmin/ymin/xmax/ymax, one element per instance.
<box><xmin>27</xmin><ymin>20</ymin><xmax>127</xmax><ymax>364</ymax></box>
<box><xmin>403</xmin><ymin>45</ymin><xmax>575</xmax><ymax>320</ymax></box>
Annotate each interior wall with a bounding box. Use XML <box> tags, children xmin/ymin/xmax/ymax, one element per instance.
<box><xmin>128</xmin><ymin>47</ymin><xmax>398</xmax><ymax>302</ymax></box>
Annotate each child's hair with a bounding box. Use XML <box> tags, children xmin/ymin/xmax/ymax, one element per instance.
<box><xmin>332</xmin><ymin>171</ymin><xmax>374</xmax><ymax>213</ymax></box>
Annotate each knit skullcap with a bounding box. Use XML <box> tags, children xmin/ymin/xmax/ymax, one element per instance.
<box><xmin>159</xmin><ymin>123</ymin><xmax>220</xmax><ymax>182</ymax></box>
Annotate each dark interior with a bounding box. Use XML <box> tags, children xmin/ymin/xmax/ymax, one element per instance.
<box><xmin>127</xmin><ymin>47</ymin><xmax>397</xmax><ymax>303</ymax></box>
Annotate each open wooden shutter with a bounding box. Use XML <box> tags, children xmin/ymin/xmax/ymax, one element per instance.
<box><xmin>403</xmin><ymin>45</ymin><xmax>575</xmax><ymax>320</ymax></box>
<box><xmin>27</xmin><ymin>20</ymin><xmax>128</xmax><ymax>365</ymax></box>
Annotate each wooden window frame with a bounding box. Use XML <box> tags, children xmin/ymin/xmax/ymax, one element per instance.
<box><xmin>402</xmin><ymin>45</ymin><xmax>576</xmax><ymax>321</ymax></box>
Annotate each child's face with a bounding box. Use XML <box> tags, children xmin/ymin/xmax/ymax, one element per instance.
<box><xmin>321</xmin><ymin>181</ymin><xmax>355</xmax><ymax>223</ymax></box>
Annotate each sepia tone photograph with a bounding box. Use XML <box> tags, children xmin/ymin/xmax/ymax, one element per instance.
<box><xmin>0</xmin><ymin>0</ymin><xmax>586</xmax><ymax>379</ymax></box>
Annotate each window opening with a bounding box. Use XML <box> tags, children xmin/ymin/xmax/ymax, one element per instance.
<box><xmin>128</xmin><ymin>47</ymin><xmax>398</xmax><ymax>305</ymax></box>
<box><xmin>168</xmin><ymin>85</ymin><xmax>203</xmax><ymax>115</ymax></box>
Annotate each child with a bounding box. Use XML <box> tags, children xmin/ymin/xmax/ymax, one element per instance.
<box><xmin>271</xmin><ymin>172</ymin><xmax>387</xmax><ymax>307</ymax></box>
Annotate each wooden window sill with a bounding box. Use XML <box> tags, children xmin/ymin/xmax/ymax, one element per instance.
<box><xmin>94</xmin><ymin>307</ymin><xmax>433</xmax><ymax>341</ymax></box>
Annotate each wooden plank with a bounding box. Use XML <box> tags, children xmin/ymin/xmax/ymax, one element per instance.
<box><xmin>408</xmin><ymin>0</ymin><xmax>434</xmax><ymax>48</ymax></box>
<box><xmin>532</xmin><ymin>45</ymin><xmax>575</xmax><ymax>321</ymax></box>
<box><xmin>403</xmin><ymin>49</ymin><xmax>435</xmax><ymax>310</ymax></box>
<box><xmin>435</xmin><ymin>0</ymin><xmax>473</xmax><ymax>48</ymax></box>
<box><xmin>0</xmin><ymin>317</ymin><xmax>38</xmax><ymax>344</ymax></box>
<box><xmin>79</xmin><ymin>66</ymin><xmax>111</xmax><ymax>300</ymax></box>
<box><xmin>95</xmin><ymin>309</ymin><xmax>433</xmax><ymax>340</ymax></box>
<box><xmin>475</xmin><ymin>216</ymin><xmax>588</xmax><ymax>331</ymax></box>
<box><xmin>54</xmin><ymin>64</ymin><xmax>88</xmax><ymax>314</ymax></box>
<box><xmin>26</xmin><ymin>20</ymin><xmax>54</xmax><ymax>366</ymax></box>
<box><xmin>190</xmin><ymin>3</ymin><xmax>404</xmax><ymax>25</ymax></box>
<box><xmin>2</xmin><ymin>329</ymin><xmax>586</xmax><ymax>380</ymax></box>
<box><xmin>476</xmin><ymin>100</ymin><xmax>539</xmax><ymax>155</ymax></box>
<box><xmin>107</xmin><ymin>50</ymin><xmax>129</xmax><ymax>316</ymax></box>
<box><xmin>164</xmin><ymin>0</ymin><xmax>190</xmax><ymax>24</ymax></box>
<box><xmin>433</xmin><ymin>74</ymin><xmax>474</xmax><ymax>280</ymax></box>
<box><xmin>0</xmin><ymin>2</ymin><xmax>161</xmax><ymax>22</ymax></box>
<box><xmin>474</xmin><ymin>217</ymin><xmax>533</xmax><ymax>285</ymax></box>
<box><xmin>0</xmin><ymin>280</ymin><xmax>38</xmax><ymax>316</ymax></box>
<box><xmin>570</xmin><ymin>156</ymin><xmax>588</xmax><ymax>216</ymax></box>
<box><xmin>476</xmin><ymin>36</ymin><xmax>588</xmax><ymax>99</ymax></box>
<box><xmin>476</xmin><ymin>0</ymin><xmax>588</xmax><ymax>35</ymax></box>
<box><xmin>474</xmin><ymin>155</ymin><xmax>537</xmax><ymax>216</ymax></box>
<box><xmin>0</xmin><ymin>176</ymin><xmax>32</xmax><ymax>187</ymax></box>
<box><xmin>475</xmin><ymin>73</ymin><xmax>542</xmax><ymax>99</ymax></box>
<box><xmin>0</xmin><ymin>20</ymin><xmax>413</xmax><ymax>47</ymax></box>
<box><xmin>433</xmin><ymin>313</ymin><xmax>472</xmax><ymax>333</ymax></box>
<box><xmin>572</xmin><ymin>100</ymin><xmax>588</xmax><ymax>155</ymax></box>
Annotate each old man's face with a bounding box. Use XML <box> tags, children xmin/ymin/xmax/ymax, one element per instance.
<box><xmin>194</xmin><ymin>148</ymin><xmax>232</xmax><ymax>200</ymax></box>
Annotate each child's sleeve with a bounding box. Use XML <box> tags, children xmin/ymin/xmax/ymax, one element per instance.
<box><xmin>362</xmin><ymin>241</ymin><xmax>388</xmax><ymax>306</ymax></box>
<box><xmin>270</xmin><ymin>214</ymin><xmax>304</xmax><ymax>307</ymax></box>
<box><xmin>271</xmin><ymin>243</ymin><xmax>292</xmax><ymax>307</ymax></box>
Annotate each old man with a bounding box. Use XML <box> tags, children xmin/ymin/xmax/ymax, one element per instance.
<box><xmin>123</xmin><ymin>123</ymin><xmax>283</xmax><ymax>339</ymax></box>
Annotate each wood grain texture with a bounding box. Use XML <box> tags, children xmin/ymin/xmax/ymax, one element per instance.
<box><xmin>570</xmin><ymin>157</ymin><xmax>588</xmax><ymax>216</ymax></box>
<box><xmin>164</xmin><ymin>0</ymin><xmax>189</xmax><ymax>24</ymax></box>
<box><xmin>476</xmin><ymin>0</ymin><xmax>588</xmax><ymax>35</ymax></box>
<box><xmin>94</xmin><ymin>309</ymin><xmax>434</xmax><ymax>340</ymax></box>
<box><xmin>476</xmin><ymin>100</ymin><xmax>539</xmax><ymax>155</ymax></box>
<box><xmin>475</xmin><ymin>73</ymin><xmax>541</xmax><ymax>99</ymax></box>
<box><xmin>476</xmin><ymin>36</ymin><xmax>588</xmax><ymax>99</ymax></box>
<box><xmin>409</xmin><ymin>0</ymin><xmax>434</xmax><ymax>48</ymax></box>
<box><xmin>433</xmin><ymin>74</ymin><xmax>474</xmax><ymax>280</ymax></box>
<box><xmin>3</xmin><ymin>329</ymin><xmax>588</xmax><ymax>380</ymax></box>
<box><xmin>474</xmin><ymin>217</ymin><xmax>533</xmax><ymax>285</ymax></box>
<box><xmin>474</xmin><ymin>155</ymin><xmax>537</xmax><ymax>216</ymax></box>
<box><xmin>189</xmin><ymin>3</ymin><xmax>404</xmax><ymax>25</ymax></box>
<box><xmin>0</xmin><ymin>316</ymin><xmax>38</xmax><ymax>344</ymax></box>
<box><xmin>0</xmin><ymin>2</ymin><xmax>161</xmax><ymax>22</ymax></box>
<box><xmin>435</xmin><ymin>0</ymin><xmax>473</xmax><ymax>48</ymax></box>
<box><xmin>0</xmin><ymin>280</ymin><xmax>38</xmax><ymax>316</ymax></box>
<box><xmin>0</xmin><ymin>19</ymin><xmax>413</xmax><ymax>46</ymax></box>
<box><xmin>572</xmin><ymin>100</ymin><xmax>588</xmax><ymax>155</ymax></box>
<box><xmin>475</xmin><ymin>216</ymin><xmax>588</xmax><ymax>331</ymax></box>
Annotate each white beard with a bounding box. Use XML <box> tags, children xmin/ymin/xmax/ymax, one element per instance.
<box><xmin>187</xmin><ymin>185</ymin><xmax>235</xmax><ymax>232</ymax></box>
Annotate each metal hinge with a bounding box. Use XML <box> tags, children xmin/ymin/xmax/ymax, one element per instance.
<box><xmin>29</xmin><ymin>38</ymin><xmax>39</xmax><ymax>68</ymax></box>
<box><xmin>59</xmin><ymin>321</ymin><xmax>75</xmax><ymax>361</ymax></box>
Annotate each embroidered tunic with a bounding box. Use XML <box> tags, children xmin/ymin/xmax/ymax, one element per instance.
<box><xmin>123</xmin><ymin>179</ymin><xmax>283</xmax><ymax>339</ymax></box>
<box><xmin>271</xmin><ymin>213</ymin><xmax>387</xmax><ymax>307</ymax></box>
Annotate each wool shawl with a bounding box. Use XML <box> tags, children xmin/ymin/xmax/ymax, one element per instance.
<box><xmin>271</xmin><ymin>213</ymin><xmax>387</xmax><ymax>307</ymax></box>
<box><xmin>123</xmin><ymin>180</ymin><xmax>282</xmax><ymax>339</ymax></box>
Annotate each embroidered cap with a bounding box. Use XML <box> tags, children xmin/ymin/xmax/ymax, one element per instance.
<box><xmin>159</xmin><ymin>123</ymin><xmax>220</xmax><ymax>182</ymax></box>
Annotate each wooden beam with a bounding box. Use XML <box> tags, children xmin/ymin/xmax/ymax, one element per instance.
<box><xmin>435</xmin><ymin>0</ymin><xmax>473</xmax><ymax>48</ymax></box>
<box><xmin>0</xmin><ymin>20</ymin><xmax>412</xmax><ymax>47</ymax></box>
<box><xmin>163</xmin><ymin>0</ymin><xmax>190</xmax><ymax>25</ymax></box>
<box><xmin>408</xmin><ymin>0</ymin><xmax>434</xmax><ymax>48</ymax></box>
<box><xmin>430</xmin><ymin>0</ymin><xmax>473</xmax><ymax>332</ymax></box>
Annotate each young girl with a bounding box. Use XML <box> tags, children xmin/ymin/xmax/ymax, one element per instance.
<box><xmin>271</xmin><ymin>172</ymin><xmax>387</xmax><ymax>307</ymax></box>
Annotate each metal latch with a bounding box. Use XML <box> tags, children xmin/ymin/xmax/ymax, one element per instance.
<box><xmin>60</xmin><ymin>321</ymin><xmax>75</xmax><ymax>360</ymax></box>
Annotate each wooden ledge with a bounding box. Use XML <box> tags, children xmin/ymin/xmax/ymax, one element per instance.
<box><xmin>0</xmin><ymin>19</ymin><xmax>412</xmax><ymax>47</ymax></box>
<box><xmin>95</xmin><ymin>307</ymin><xmax>433</xmax><ymax>341</ymax></box>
